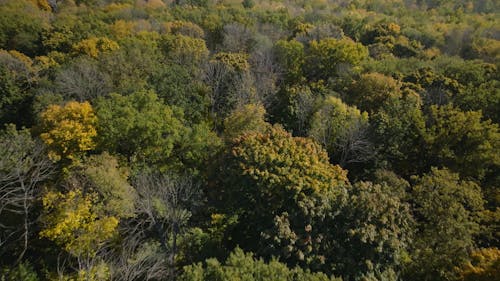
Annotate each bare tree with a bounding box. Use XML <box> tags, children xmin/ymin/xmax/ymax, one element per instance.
<box><xmin>336</xmin><ymin>121</ymin><xmax>374</xmax><ymax>167</ymax></box>
<box><xmin>249</xmin><ymin>46</ymin><xmax>280</xmax><ymax>109</ymax></box>
<box><xmin>203</xmin><ymin>60</ymin><xmax>231</xmax><ymax>120</ymax></box>
<box><xmin>220</xmin><ymin>23</ymin><xmax>256</xmax><ymax>53</ymax></box>
<box><xmin>132</xmin><ymin>172</ymin><xmax>201</xmax><ymax>278</ymax></box>
<box><xmin>55</xmin><ymin>59</ymin><xmax>111</xmax><ymax>101</ymax></box>
<box><xmin>0</xmin><ymin>127</ymin><xmax>53</xmax><ymax>263</ymax></box>
<box><xmin>106</xmin><ymin>231</ymin><xmax>169</xmax><ymax>281</ymax></box>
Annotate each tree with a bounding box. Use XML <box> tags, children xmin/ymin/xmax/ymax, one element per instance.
<box><xmin>133</xmin><ymin>172</ymin><xmax>202</xmax><ymax>278</ymax></box>
<box><xmin>406</xmin><ymin>168</ymin><xmax>485</xmax><ymax>281</ymax></box>
<box><xmin>39</xmin><ymin>189</ymin><xmax>119</xmax><ymax>279</ymax></box>
<box><xmin>216</xmin><ymin>126</ymin><xmax>349</xmax><ymax>269</ymax></box>
<box><xmin>39</xmin><ymin>101</ymin><xmax>97</xmax><ymax>162</ymax></box>
<box><xmin>273</xmin><ymin>84</ymin><xmax>318</xmax><ymax>136</ymax></box>
<box><xmin>273</xmin><ymin>39</ymin><xmax>305</xmax><ymax>84</ymax></box>
<box><xmin>0</xmin><ymin>0</ymin><xmax>49</xmax><ymax>56</ymax></box>
<box><xmin>306</xmin><ymin>38</ymin><xmax>368</xmax><ymax>82</ymax></box>
<box><xmin>309</xmin><ymin>96</ymin><xmax>371</xmax><ymax>167</ymax></box>
<box><xmin>0</xmin><ymin>125</ymin><xmax>53</xmax><ymax>263</ymax></box>
<box><xmin>203</xmin><ymin>53</ymin><xmax>256</xmax><ymax>125</ymax></box>
<box><xmin>72</xmin><ymin>37</ymin><xmax>120</xmax><ymax>59</ymax></box>
<box><xmin>332</xmin><ymin>181</ymin><xmax>414</xmax><ymax>281</ymax></box>
<box><xmin>160</xmin><ymin>34</ymin><xmax>209</xmax><ymax>66</ymax></box>
<box><xmin>0</xmin><ymin>50</ymin><xmax>39</xmax><ymax>127</ymax></box>
<box><xmin>347</xmin><ymin>73</ymin><xmax>402</xmax><ymax>114</ymax></box>
<box><xmin>423</xmin><ymin>105</ymin><xmax>500</xmax><ymax>180</ymax></box>
<box><xmin>106</xmin><ymin>237</ymin><xmax>169</xmax><ymax>281</ymax></box>
<box><xmin>149</xmin><ymin>63</ymin><xmax>209</xmax><ymax>123</ymax></box>
<box><xmin>223</xmin><ymin>103</ymin><xmax>270</xmax><ymax>140</ymax></box>
<box><xmin>456</xmin><ymin>248</ymin><xmax>500</xmax><ymax>281</ymax></box>
<box><xmin>370</xmin><ymin>93</ymin><xmax>426</xmax><ymax>177</ymax></box>
<box><xmin>180</xmin><ymin>248</ymin><xmax>341</xmax><ymax>281</ymax></box>
<box><xmin>55</xmin><ymin>58</ymin><xmax>112</xmax><ymax>101</ymax></box>
<box><xmin>95</xmin><ymin>90</ymin><xmax>184</xmax><ymax>170</ymax></box>
<box><xmin>221</xmin><ymin>23</ymin><xmax>256</xmax><ymax>53</ymax></box>
<box><xmin>80</xmin><ymin>153</ymin><xmax>136</xmax><ymax>219</ymax></box>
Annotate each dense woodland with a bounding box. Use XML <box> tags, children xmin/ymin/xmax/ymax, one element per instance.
<box><xmin>0</xmin><ymin>0</ymin><xmax>499</xmax><ymax>280</ymax></box>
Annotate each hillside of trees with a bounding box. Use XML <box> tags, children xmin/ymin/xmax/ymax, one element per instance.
<box><xmin>0</xmin><ymin>0</ymin><xmax>499</xmax><ymax>280</ymax></box>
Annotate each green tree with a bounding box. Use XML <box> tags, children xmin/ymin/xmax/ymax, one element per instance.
<box><xmin>216</xmin><ymin>125</ymin><xmax>349</xmax><ymax>269</ymax></box>
<box><xmin>180</xmin><ymin>248</ymin><xmax>341</xmax><ymax>281</ymax></box>
<box><xmin>406</xmin><ymin>168</ymin><xmax>485</xmax><ymax>281</ymax></box>
<box><xmin>306</xmin><ymin>38</ymin><xmax>368</xmax><ymax>82</ymax></box>
<box><xmin>80</xmin><ymin>153</ymin><xmax>136</xmax><ymax>218</ymax></box>
<box><xmin>95</xmin><ymin>90</ymin><xmax>184</xmax><ymax>170</ymax></box>
<box><xmin>370</xmin><ymin>93</ymin><xmax>426</xmax><ymax>177</ymax></box>
<box><xmin>423</xmin><ymin>105</ymin><xmax>500</xmax><ymax>180</ymax></box>
<box><xmin>347</xmin><ymin>73</ymin><xmax>402</xmax><ymax>114</ymax></box>
<box><xmin>160</xmin><ymin>34</ymin><xmax>209</xmax><ymax>66</ymax></box>
<box><xmin>223</xmin><ymin>103</ymin><xmax>270</xmax><ymax>140</ymax></box>
<box><xmin>0</xmin><ymin>0</ymin><xmax>49</xmax><ymax>56</ymax></box>
<box><xmin>332</xmin><ymin>181</ymin><xmax>414</xmax><ymax>281</ymax></box>
<box><xmin>0</xmin><ymin>50</ymin><xmax>38</xmax><ymax>127</ymax></box>
<box><xmin>273</xmin><ymin>39</ymin><xmax>305</xmax><ymax>83</ymax></box>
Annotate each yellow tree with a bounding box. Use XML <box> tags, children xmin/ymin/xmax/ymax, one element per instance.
<box><xmin>40</xmin><ymin>189</ymin><xmax>118</xmax><ymax>280</ymax></box>
<box><xmin>457</xmin><ymin>248</ymin><xmax>500</xmax><ymax>281</ymax></box>
<box><xmin>72</xmin><ymin>37</ymin><xmax>120</xmax><ymax>59</ymax></box>
<box><xmin>39</xmin><ymin>101</ymin><xmax>97</xmax><ymax>162</ymax></box>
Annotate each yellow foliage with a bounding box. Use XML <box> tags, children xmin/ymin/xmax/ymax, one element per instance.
<box><xmin>40</xmin><ymin>190</ymin><xmax>118</xmax><ymax>258</ymax></box>
<box><xmin>34</xmin><ymin>54</ymin><xmax>59</xmax><ymax>71</ymax></box>
<box><xmin>30</xmin><ymin>0</ymin><xmax>51</xmax><ymax>10</ymax></box>
<box><xmin>212</xmin><ymin>52</ymin><xmax>250</xmax><ymax>72</ymax></box>
<box><xmin>457</xmin><ymin>248</ymin><xmax>500</xmax><ymax>281</ymax></box>
<box><xmin>110</xmin><ymin>20</ymin><xmax>135</xmax><ymax>38</ymax></box>
<box><xmin>163</xmin><ymin>20</ymin><xmax>205</xmax><ymax>38</ymax></box>
<box><xmin>72</xmin><ymin>37</ymin><xmax>120</xmax><ymax>58</ymax></box>
<box><xmin>39</xmin><ymin>101</ymin><xmax>97</xmax><ymax>161</ymax></box>
<box><xmin>136</xmin><ymin>0</ymin><xmax>166</xmax><ymax>8</ymax></box>
<box><xmin>8</xmin><ymin>50</ymin><xmax>34</xmax><ymax>67</ymax></box>
<box><xmin>387</xmin><ymin>23</ymin><xmax>401</xmax><ymax>35</ymax></box>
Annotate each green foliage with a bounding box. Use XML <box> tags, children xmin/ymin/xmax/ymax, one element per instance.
<box><xmin>149</xmin><ymin>63</ymin><xmax>209</xmax><ymax>122</ymax></box>
<box><xmin>0</xmin><ymin>262</ymin><xmax>39</xmax><ymax>281</ymax></box>
<box><xmin>81</xmin><ymin>153</ymin><xmax>136</xmax><ymax>218</ymax></box>
<box><xmin>348</xmin><ymin>73</ymin><xmax>401</xmax><ymax>114</ymax></box>
<box><xmin>0</xmin><ymin>0</ymin><xmax>49</xmax><ymax>56</ymax></box>
<box><xmin>160</xmin><ymin>34</ymin><xmax>209</xmax><ymax>66</ymax></box>
<box><xmin>423</xmin><ymin>105</ymin><xmax>500</xmax><ymax>180</ymax></box>
<box><xmin>180</xmin><ymin>248</ymin><xmax>341</xmax><ymax>281</ymax></box>
<box><xmin>306</xmin><ymin>38</ymin><xmax>368</xmax><ymax>82</ymax></box>
<box><xmin>0</xmin><ymin>0</ymin><xmax>498</xmax><ymax>279</ymax></box>
<box><xmin>333</xmin><ymin>181</ymin><xmax>414</xmax><ymax>281</ymax></box>
<box><xmin>407</xmin><ymin>168</ymin><xmax>485</xmax><ymax>281</ymax></box>
<box><xmin>95</xmin><ymin>90</ymin><xmax>184</xmax><ymax>169</ymax></box>
<box><xmin>0</xmin><ymin>50</ymin><xmax>38</xmax><ymax>127</ymax></box>
<box><xmin>274</xmin><ymin>39</ymin><xmax>305</xmax><ymax>83</ymax></box>
<box><xmin>371</xmin><ymin>93</ymin><xmax>426</xmax><ymax>176</ymax></box>
<box><xmin>223</xmin><ymin>103</ymin><xmax>270</xmax><ymax>140</ymax></box>
<box><xmin>217</xmin><ymin>125</ymin><xmax>348</xmax><ymax>267</ymax></box>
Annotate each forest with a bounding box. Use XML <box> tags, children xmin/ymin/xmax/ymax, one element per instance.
<box><xmin>0</xmin><ymin>0</ymin><xmax>499</xmax><ymax>280</ymax></box>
